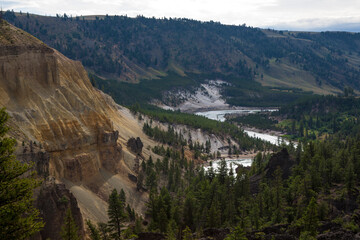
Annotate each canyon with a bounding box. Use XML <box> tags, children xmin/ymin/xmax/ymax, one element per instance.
<box><xmin>0</xmin><ymin>20</ymin><xmax>239</xmax><ymax>239</ymax></box>
<box><xmin>0</xmin><ymin>20</ymin><xmax>158</xmax><ymax>239</ymax></box>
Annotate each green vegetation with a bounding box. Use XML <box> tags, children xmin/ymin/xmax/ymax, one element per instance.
<box><xmin>90</xmin><ymin>72</ymin><xmax>200</xmax><ymax>106</ymax></box>
<box><xmin>108</xmin><ymin>189</ymin><xmax>127</xmax><ymax>240</ymax></box>
<box><xmin>140</xmin><ymin>132</ymin><xmax>360</xmax><ymax>239</ymax></box>
<box><xmin>87</xmin><ymin>189</ymin><xmax>141</xmax><ymax>240</ymax></box>
<box><xmin>132</xmin><ymin>104</ymin><xmax>275</xmax><ymax>151</ymax></box>
<box><xmin>0</xmin><ymin>108</ymin><xmax>44</xmax><ymax>239</ymax></box>
<box><xmin>222</xmin><ymin>76</ymin><xmax>314</xmax><ymax>107</ymax></box>
<box><xmin>229</xmin><ymin>95</ymin><xmax>360</xmax><ymax>142</ymax></box>
<box><xmin>91</xmin><ymin>71</ymin><xmax>313</xmax><ymax>107</ymax></box>
<box><xmin>276</xmin><ymin>95</ymin><xmax>360</xmax><ymax>140</ymax></box>
<box><xmin>131</xmin><ymin>96</ymin><xmax>360</xmax><ymax>238</ymax></box>
<box><xmin>5</xmin><ymin>11</ymin><xmax>360</xmax><ymax>107</ymax></box>
<box><xmin>61</xmin><ymin>208</ymin><xmax>80</xmax><ymax>240</ymax></box>
<box><xmin>229</xmin><ymin>113</ymin><xmax>281</xmax><ymax>131</ymax></box>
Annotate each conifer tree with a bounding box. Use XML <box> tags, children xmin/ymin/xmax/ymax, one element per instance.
<box><xmin>301</xmin><ymin>197</ymin><xmax>318</xmax><ymax>236</ymax></box>
<box><xmin>224</xmin><ymin>225</ymin><xmax>247</xmax><ymax>240</ymax></box>
<box><xmin>0</xmin><ymin>108</ymin><xmax>44</xmax><ymax>239</ymax></box>
<box><xmin>86</xmin><ymin>220</ymin><xmax>101</xmax><ymax>240</ymax></box>
<box><xmin>61</xmin><ymin>208</ymin><xmax>80</xmax><ymax>240</ymax></box>
<box><xmin>182</xmin><ymin>226</ymin><xmax>193</xmax><ymax>240</ymax></box>
<box><xmin>98</xmin><ymin>222</ymin><xmax>111</xmax><ymax>240</ymax></box>
<box><xmin>108</xmin><ymin>189</ymin><xmax>127</xmax><ymax>240</ymax></box>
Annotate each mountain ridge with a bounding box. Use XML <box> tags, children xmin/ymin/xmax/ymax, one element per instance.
<box><xmin>4</xmin><ymin>11</ymin><xmax>360</xmax><ymax>106</ymax></box>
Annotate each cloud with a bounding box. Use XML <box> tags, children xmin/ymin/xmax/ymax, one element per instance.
<box><xmin>2</xmin><ymin>0</ymin><xmax>360</xmax><ymax>31</ymax></box>
<box><xmin>268</xmin><ymin>17</ymin><xmax>360</xmax><ymax>32</ymax></box>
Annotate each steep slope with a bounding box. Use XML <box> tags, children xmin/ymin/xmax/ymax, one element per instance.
<box><xmin>0</xmin><ymin>20</ymin><xmax>159</xmax><ymax>238</ymax></box>
<box><xmin>4</xmin><ymin>11</ymin><xmax>360</xmax><ymax>104</ymax></box>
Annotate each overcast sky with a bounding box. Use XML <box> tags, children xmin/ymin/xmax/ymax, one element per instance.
<box><xmin>2</xmin><ymin>0</ymin><xmax>360</xmax><ymax>31</ymax></box>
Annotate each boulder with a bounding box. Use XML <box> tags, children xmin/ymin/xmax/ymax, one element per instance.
<box><xmin>127</xmin><ymin>137</ymin><xmax>143</xmax><ymax>155</ymax></box>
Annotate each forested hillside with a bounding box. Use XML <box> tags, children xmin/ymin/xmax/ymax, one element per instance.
<box><xmin>4</xmin><ymin>11</ymin><xmax>360</xmax><ymax>106</ymax></box>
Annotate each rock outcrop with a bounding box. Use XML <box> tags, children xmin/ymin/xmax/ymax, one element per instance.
<box><xmin>0</xmin><ymin>20</ymin><xmax>157</xmax><ymax>238</ymax></box>
<box><xmin>127</xmin><ymin>137</ymin><xmax>143</xmax><ymax>155</ymax></box>
<box><xmin>250</xmin><ymin>148</ymin><xmax>295</xmax><ymax>194</ymax></box>
<box><xmin>35</xmin><ymin>179</ymin><xmax>85</xmax><ymax>240</ymax></box>
<box><xmin>264</xmin><ymin>148</ymin><xmax>295</xmax><ymax>180</ymax></box>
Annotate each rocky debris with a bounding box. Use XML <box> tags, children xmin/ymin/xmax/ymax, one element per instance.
<box><xmin>317</xmin><ymin>222</ymin><xmax>342</xmax><ymax>233</ymax></box>
<box><xmin>127</xmin><ymin>137</ymin><xmax>143</xmax><ymax>155</ymax></box>
<box><xmin>248</xmin><ymin>234</ymin><xmax>295</xmax><ymax>240</ymax></box>
<box><xmin>34</xmin><ymin>178</ymin><xmax>84</xmax><ymax>240</ymax></box>
<box><xmin>244</xmin><ymin>224</ymin><xmax>296</xmax><ymax>240</ymax></box>
<box><xmin>136</xmin><ymin>232</ymin><xmax>165</xmax><ymax>240</ymax></box>
<box><xmin>329</xmin><ymin>196</ymin><xmax>358</xmax><ymax>213</ymax></box>
<box><xmin>353</xmin><ymin>210</ymin><xmax>360</xmax><ymax>225</ymax></box>
<box><xmin>261</xmin><ymin>224</ymin><xmax>289</xmax><ymax>235</ymax></box>
<box><xmin>201</xmin><ymin>228</ymin><xmax>230</xmax><ymax>240</ymax></box>
<box><xmin>317</xmin><ymin>229</ymin><xmax>358</xmax><ymax>240</ymax></box>
<box><xmin>133</xmin><ymin>156</ymin><xmax>140</xmax><ymax>174</ymax></box>
<box><xmin>128</xmin><ymin>173</ymin><xmax>138</xmax><ymax>183</ymax></box>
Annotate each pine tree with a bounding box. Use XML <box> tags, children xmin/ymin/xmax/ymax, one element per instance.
<box><xmin>108</xmin><ymin>189</ymin><xmax>127</xmax><ymax>240</ymax></box>
<box><xmin>98</xmin><ymin>222</ymin><xmax>111</xmax><ymax>240</ymax></box>
<box><xmin>182</xmin><ymin>226</ymin><xmax>193</xmax><ymax>240</ymax></box>
<box><xmin>301</xmin><ymin>197</ymin><xmax>318</xmax><ymax>236</ymax></box>
<box><xmin>218</xmin><ymin>159</ymin><xmax>228</xmax><ymax>184</ymax></box>
<box><xmin>134</xmin><ymin>217</ymin><xmax>143</xmax><ymax>235</ymax></box>
<box><xmin>0</xmin><ymin>108</ymin><xmax>44</xmax><ymax>239</ymax></box>
<box><xmin>61</xmin><ymin>208</ymin><xmax>80</xmax><ymax>240</ymax></box>
<box><xmin>86</xmin><ymin>220</ymin><xmax>101</xmax><ymax>240</ymax></box>
<box><xmin>224</xmin><ymin>225</ymin><xmax>247</xmax><ymax>240</ymax></box>
<box><xmin>119</xmin><ymin>189</ymin><xmax>126</xmax><ymax>208</ymax></box>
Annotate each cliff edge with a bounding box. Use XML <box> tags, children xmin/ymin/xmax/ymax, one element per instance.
<box><xmin>0</xmin><ymin>20</ymin><xmax>157</xmax><ymax>239</ymax></box>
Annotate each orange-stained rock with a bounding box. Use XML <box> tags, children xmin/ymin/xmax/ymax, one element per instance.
<box><xmin>0</xmin><ymin>20</ymin><xmax>154</xmax><ymax>234</ymax></box>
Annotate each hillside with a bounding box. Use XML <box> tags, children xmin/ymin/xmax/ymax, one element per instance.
<box><xmin>0</xmin><ymin>20</ymin><xmax>260</xmax><ymax>239</ymax></box>
<box><xmin>4</xmin><ymin>11</ymin><xmax>360</xmax><ymax>106</ymax></box>
<box><xmin>0</xmin><ymin>19</ymin><xmax>159</xmax><ymax>239</ymax></box>
<box><xmin>2</xmin><ymin>18</ymin><xmax>360</xmax><ymax>240</ymax></box>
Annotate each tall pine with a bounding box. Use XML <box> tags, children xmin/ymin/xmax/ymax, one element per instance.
<box><xmin>61</xmin><ymin>208</ymin><xmax>80</xmax><ymax>240</ymax></box>
<box><xmin>0</xmin><ymin>108</ymin><xmax>44</xmax><ymax>239</ymax></box>
<box><xmin>108</xmin><ymin>189</ymin><xmax>127</xmax><ymax>240</ymax></box>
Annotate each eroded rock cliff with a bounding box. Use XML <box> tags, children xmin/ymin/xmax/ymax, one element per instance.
<box><xmin>0</xmin><ymin>20</ymin><xmax>158</xmax><ymax>238</ymax></box>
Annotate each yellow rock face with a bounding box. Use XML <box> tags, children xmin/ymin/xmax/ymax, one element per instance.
<box><xmin>0</xmin><ymin>20</ymin><xmax>155</xmax><ymax>223</ymax></box>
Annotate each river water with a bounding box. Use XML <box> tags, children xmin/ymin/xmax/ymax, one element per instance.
<box><xmin>203</xmin><ymin>158</ymin><xmax>252</xmax><ymax>176</ymax></box>
<box><xmin>195</xmin><ymin>109</ymin><xmax>289</xmax><ymax>146</ymax></box>
<box><xmin>196</xmin><ymin>108</ymin><xmax>292</xmax><ymax>170</ymax></box>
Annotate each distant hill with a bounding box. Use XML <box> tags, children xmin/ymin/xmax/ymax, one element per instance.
<box><xmin>4</xmin><ymin>11</ymin><xmax>360</xmax><ymax>106</ymax></box>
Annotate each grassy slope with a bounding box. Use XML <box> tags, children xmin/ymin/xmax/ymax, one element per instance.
<box><xmin>5</xmin><ymin>12</ymin><xmax>360</xmax><ymax>107</ymax></box>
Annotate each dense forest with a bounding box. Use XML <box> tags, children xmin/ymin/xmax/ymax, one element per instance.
<box><xmin>97</xmin><ymin>97</ymin><xmax>359</xmax><ymax>239</ymax></box>
<box><xmin>4</xmin><ymin>10</ymin><xmax>360</xmax><ymax>106</ymax></box>
<box><xmin>89</xmin><ymin>72</ymin><xmax>313</xmax><ymax>107</ymax></box>
<box><xmin>135</xmin><ymin>135</ymin><xmax>360</xmax><ymax>239</ymax></box>
<box><xmin>231</xmin><ymin>95</ymin><xmax>360</xmax><ymax>141</ymax></box>
<box><xmin>89</xmin><ymin>109</ymin><xmax>360</xmax><ymax>240</ymax></box>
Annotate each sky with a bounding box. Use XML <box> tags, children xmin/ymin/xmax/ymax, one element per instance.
<box><xmin>2</xmin><ymin>0</ymin><xmax>360</xmax><ymax>31</ymax></box>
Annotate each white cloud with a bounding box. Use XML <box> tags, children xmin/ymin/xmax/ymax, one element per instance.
<box><xmin>2</xmin><ymin>0</ymin><xmax>360</xmax><ymax>31</ymax></box>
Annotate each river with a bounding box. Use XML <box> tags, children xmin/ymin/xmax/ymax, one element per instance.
<box><xmin>196</xmin><ymin>108</ymin><xmax>293</xmax><ymax>170</ymax></box>
<box><xmin>203</xmin><ymin>158</ymin><xmax>252</xmax><ymax>176</ymax></box>
<box><xmin>195</xmin><ymin>109</ymin><xmax>290</xmax><ymax>146</ymax></box>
